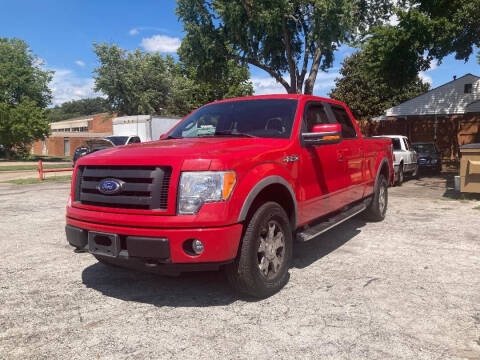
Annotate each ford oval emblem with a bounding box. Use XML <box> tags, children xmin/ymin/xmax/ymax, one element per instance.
<box><xmin>97</xmin><ymin>178</ymin><xmax>124</xmax><ymax>195</ymax></box>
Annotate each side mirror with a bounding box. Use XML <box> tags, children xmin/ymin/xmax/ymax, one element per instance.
<box><xmin>302</xmin><ymin>124</ymin><xmax>342</xmax><ymax>146</ymax></box>
<box><xmin>159</xmin><ymin>133</ymin><xmax>166</xmax><ymax>140</ymax></box>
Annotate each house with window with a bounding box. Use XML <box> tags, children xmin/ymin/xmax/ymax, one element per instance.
<box><xmin>31</xmin><ymin>113</ymin><xmax>115</xmax><ymax>156</ymax></box>
<box><xmin>369</xmin><ymin>73</ymin><xmax>480</xmax><ymax>158</ymax></box>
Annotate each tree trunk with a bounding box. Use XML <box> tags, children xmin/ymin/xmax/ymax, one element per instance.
<box><xmin>303</xmin><ymin>47</ymin><xmax>322</xmax><ymax>95</ymax></box>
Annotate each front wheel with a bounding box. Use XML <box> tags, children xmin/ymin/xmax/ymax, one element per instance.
<box><xmin>363</xmin><ymin>174</ymin><xmax>388</xmax><ymax>222</ymax></box>
<box><xmin>412</xmin><ymin>164</ymin><xmax>419</xmax><ymax>178</ymax></box>
<box><xmin>225</xmin><ymin>202</ymin><xmax>292</xmax><ymax>298</ymax></box>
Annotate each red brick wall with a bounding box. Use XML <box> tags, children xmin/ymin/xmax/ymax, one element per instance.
<box><xmin>31</xmin><ymin>137</ymin><xmax>94</xmax><ymax>156</ymax></box>
<box><xmin>89</xmin><ymin>113</ymin><xmax>115</xmax><ymax>133</ymax></box>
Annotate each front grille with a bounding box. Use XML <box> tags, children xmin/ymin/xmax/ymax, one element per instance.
<box><xmin>74</xmin><ymin>165</ymin><xmax>172</xmax><ymax>210</ymax></box>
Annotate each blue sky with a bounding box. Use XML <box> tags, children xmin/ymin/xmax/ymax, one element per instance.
<box><xmin>1</xmin><ymin>0</ymin><xmax>479</xmax><ymax>106</ymax></box>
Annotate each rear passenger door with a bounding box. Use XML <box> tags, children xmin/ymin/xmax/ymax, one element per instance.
<box><xmin>329</xmin><ymin>104</ymin><xmax>365</xmax><ymax>203</ymax></box>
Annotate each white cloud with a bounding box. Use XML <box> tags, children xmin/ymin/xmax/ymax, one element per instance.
<box><xmin>129</xmin><ymin>28</ymin><xmax>139</xmax><ymax>35</ymax></box>
<box><xmin>419</xmin><ymin>71</ymin><xmax>432</xmax><ymax>85</ymax></box>
<box><xmin>251</xmin><ymin>77</ymin><xmax>288</xmax><ymax>95</ymax></box>
<box><xmin>313</xmin><ymin>72</ymin><xmax>338</xmax><ymax>92</ymax></box>
<box><xmin>50</xmin><ymin>69</ymin><xmax>101</xmax><ymax>106</ymax></box>
<box><xmin>75</xmin><ymin>60</ymin><xmax>85</xmax><ymax>67</ymax></box>
<box><xmin>140</xmin><ymin>35</ymin><xmax>181</xmax><ymax>53</ymax></box>
<box><xmin>428</xmin><ymin>60</ymin><xmax>438</xmax><ymax>71</ymax></box>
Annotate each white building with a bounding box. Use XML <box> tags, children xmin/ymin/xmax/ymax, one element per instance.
<box><xmin>373</xmin><ymin>73</ymin><xmax>480</xmax><ymax>120</ymax></box>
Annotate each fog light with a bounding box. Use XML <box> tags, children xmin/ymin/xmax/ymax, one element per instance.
<box><xmin>192</xmin><ymin>239</ymin><xmax>204</xmax><ymax>255</ymax></box>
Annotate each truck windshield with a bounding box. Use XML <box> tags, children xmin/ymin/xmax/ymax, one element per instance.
<box><xmin>168</xmin><ymin>99</ymin><xmax>298</xmax><ymax>139</ymax></box>
<box><xmin>413</xmin><ymin>143</ymin><xmax>437</xmax><ymax>154</ymax></box>
<box><xmin>105</xmin><ymin>136</ymin><xmax>129</xmax><ymax>146</ymax></box>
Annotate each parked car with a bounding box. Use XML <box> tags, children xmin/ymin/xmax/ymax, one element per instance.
<box><xmin>374</xmin><ymin>135</ymin><xmax>418</xmax><ymax>185</ymax></box>
<box><xmin>412</xmin><ymin>142</ymin><xmax>442</xmax><ymax>174</ymax></box>
<box><xmin>72</xmin><ymin>136</ymin><xmax>141</xmax><ymax>166</ymax></box>
<box><xmin>104</xmin><ymin>135</ymin><xmax>141</xmax><ymax>146</ymax></box>
<box><xmin>66</xmin><ymin>95</ymin><xmax>394</xmax><ymax>297</ymax></box>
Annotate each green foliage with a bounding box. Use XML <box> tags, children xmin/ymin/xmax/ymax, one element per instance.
<box><xmin>364</xmin><ymin>0</ymin><xmax>480</xmax><ymax>86</ymax></box>
<box><xmin>93</xmin><ymin>42</ymin><xmax>252</xmax><ymax>117</ymax></box>
<box><xmin>0</xmin><ymin>97</ymin><xmax>50</xmax><ymax>155</ymax></box>
<box><xmin>93</xmin><ymin>43</ymin><xmax>173</xmax><ymax>115</ymax></box>
<box><xmin>0</xmin><ymin>38</ymin><xmax>53</xmax><ymax>108</ymax></box>
<box><xmin>0</xmin><ymin>38</ymin><xmax>51</xmax><ymax>155</ymax></box>
<box><xmin>176</xmin><ymin>0</ymin><xmax>393</xmax><ymax>94</ymax></box>
<box><xmin>329</xmin><ymin>51</ymin><xmax>430</xmax><ymax>121</ymax></box>
<box><xmin>46</xmin><ymin>97</ymin><xmax>109</xmax><ymax>122</ymax></box>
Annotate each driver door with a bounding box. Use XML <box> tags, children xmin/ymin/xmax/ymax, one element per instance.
<box><xmin>298</xmin><ymin>101</ymin><xmax>347</xmax><ymax>225</ymax></box>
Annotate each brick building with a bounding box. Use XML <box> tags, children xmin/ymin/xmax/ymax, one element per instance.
<box><xmin>367</xmin><ymin>73</ymin><xmax>480</xmax><ymax>159</ymax></box>
<box><xmin>31</xmin><ymin>113</ymin><xmax>115</xmax><ymax>156</ymax></box>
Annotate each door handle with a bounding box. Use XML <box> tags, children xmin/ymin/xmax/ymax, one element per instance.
<box><xmin>337</xmin><ymin>150</ymin><xmax>345</xmax><ymax>162</ymax></box>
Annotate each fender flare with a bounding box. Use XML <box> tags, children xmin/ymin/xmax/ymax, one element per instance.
<box><xmin>375</xmin><ymin>157</ymin><xmax>391</xmax><ymax>188</ymax></box>
<box><xmin>237</xmin><ymin>175</ymin><xmax>298</xmax><ymax>228</ymax></box>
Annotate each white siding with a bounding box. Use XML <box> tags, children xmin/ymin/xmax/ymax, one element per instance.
<box><xmin>384</xmin><ymin>74</ymin><xmax>480</xmax><ymax>117</ymax></box>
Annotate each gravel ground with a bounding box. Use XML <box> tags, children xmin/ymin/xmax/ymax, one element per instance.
<box><xmin>1</xmin><ymin>176</ymin><xmax>480</xmax><ymax>359</ymax></box>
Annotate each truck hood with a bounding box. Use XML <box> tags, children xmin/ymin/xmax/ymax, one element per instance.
<box><xmin>75</xmin><ymin>137</ymin><xmax>287</xmax><ymax>170</ymax></box>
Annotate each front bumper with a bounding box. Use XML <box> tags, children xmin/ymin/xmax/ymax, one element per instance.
<box><xmin>66</xmin><ymin>217</ymin><xmax>243</xmax><ymax>265</ymax></box>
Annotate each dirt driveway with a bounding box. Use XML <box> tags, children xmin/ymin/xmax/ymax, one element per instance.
<box><xmin>0</xmin><ymin>176</ymin><xmax>479</xmax><ymax>359</ymax></box>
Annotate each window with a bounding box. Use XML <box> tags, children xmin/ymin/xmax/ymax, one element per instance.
<box><xmin>64</xmin><ymin>138</ymin><xmax>70</xmax><ymax>156</ymax></box>
<box><xmin>304</xmin><ymin>103</ymin><xmax>329</xmax><ymax>132</ymax></box>
<box><xmin>169</xmin><ymin>99</ymin><xmax>298</xmax><ymax>139</ymax></box>
<box><xmin>392</xmin><ymin>138</ymin><xmax>402</xmax><ymax>151</ymax></box>
<box><xmin>465</xmin><ymin>83</ymin><xmax>473</xmax><ymax>94</ymax></box>
<box><xmin>331</xmin><ymin>106</ymin><xmax>357</xmax><ymax>139</ymax></box>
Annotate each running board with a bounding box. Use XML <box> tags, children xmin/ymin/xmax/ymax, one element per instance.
<box><xmin>296</xmin><ymin>200</ymin><xmax>368</xmax><ymax>242</ymax></box>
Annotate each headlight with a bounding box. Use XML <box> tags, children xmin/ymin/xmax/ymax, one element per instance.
<box><xmin>178</xmin><ymin>171</ymin><xmax>236</xmax><ymax>214</ymax></box>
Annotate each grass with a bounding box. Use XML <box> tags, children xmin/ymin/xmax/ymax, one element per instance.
<box><xmin>474</xmin><ymin>205</ymin><xmax>480</xmax><ymax>210</ymax></box>
<box><xmin>0</xmin><ymin>163</ymin><xmax>71</xmax><ymax>172</ymax></box>
<box><xmin>6</xmin><ymin>175</ymin><xmax>72</xmax><ymax>185</ymax></box>
<box><xmin>0</xmin><ymin>154</ymin><xmax>72</xmax><ymax>163</ymax></box>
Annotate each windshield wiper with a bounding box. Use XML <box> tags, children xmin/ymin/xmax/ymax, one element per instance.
<box><xmin>214</xmin><ymin>131</ymin><xmax>256</xmax><ymax>138</ymax></box>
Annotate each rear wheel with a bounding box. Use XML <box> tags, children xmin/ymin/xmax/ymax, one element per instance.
<box><xmin>396</xmin><ymin>164</ymin><xmax>404</xmax><ymax>185</ymax></box>
<box><xmin>225</xmin><ymin>202</ymin><xmax>292</xmax><ymax>298</ymax></box>
<box><xmin>364</xmin><ymin>174</ymin><xmax>388</xmax><ymax>222</ymax></box>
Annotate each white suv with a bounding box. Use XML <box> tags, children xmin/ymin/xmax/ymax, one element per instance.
<box><xmin>375</xmin><ymin>135</ymin><xmax>418</xmax><ymax>185</ymax></box>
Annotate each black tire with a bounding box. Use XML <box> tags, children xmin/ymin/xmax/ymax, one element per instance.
<box><xmin>225</xmin><ymin>201</ymin><xmax>292</xmax><ymax>298</ymax></box>
<box><xmin>396</xmin><ymin>164</ymin><xmax>404</xmax><ymax>186</ymax></box>
<box><xmin>363</xmin><ymin>174</ymin><xmax>388</xmax><ymax>222</ymax></box>
<box><xmin>412</xmin><ymin>164</ymin><xmax>419</xmax><ymax>179</ymax></box>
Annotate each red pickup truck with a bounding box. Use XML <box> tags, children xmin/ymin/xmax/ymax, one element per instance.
<box><xmin>66</xmin><ymin>95</ymin><xmax>393</xmax><ymax>297</ymax></box>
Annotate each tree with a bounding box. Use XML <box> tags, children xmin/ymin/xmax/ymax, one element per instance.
<box><xmin>0</xmin><ymin>38</ymin><xmax>52</xmax><ymax>155</ymax></box>
<box><xmin>0</xmin><ymin>98</ymin><xmax>49</xmax><ymax>156</ymax></box>
<box><xmin>176</xmin><ymin>0</ymin><xmax>393</xmax><ymax>94</ymax></box>
<box><xmin>329</xmin><ymin>51</ymin><xmax>430</xmax><ymax>121</ymax></box>
<box><xmin>166</xmin><ymin>60</ymin><xmax>253</xmax><ymax>116</ymax></box>
<box><xmin>93</xmin><ymin>43</ymin><xmax>173</xmax><ymax>115</ymax></box>
<box><xmin>93</xmin><ymin>42</ymin><xmax>253</xmax><ymax>117</ymax></box>
<box><xmin>364</xmin><ymin>0</ymin><xmax>480</xmax><ymax>86</ymax></box>
<box><xmin>46</xmin><ymin>97</ymin><xmax>110</xmax><ymax>122</ymax></box>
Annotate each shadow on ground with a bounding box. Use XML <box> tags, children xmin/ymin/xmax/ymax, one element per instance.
<box><xmin>82</xmin><ymin>217</ymin><xmax>365</xmax><ymax>307</ymax></box>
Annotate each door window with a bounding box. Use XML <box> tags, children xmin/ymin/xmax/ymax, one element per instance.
<box><xmin>330</xmin><ymin>106</ymin><xmax>357</xmax><ymax>139</ymax></box>
<box><xmin>304</xmin><ymin>103</ymin><xmax>329</xmax><ymax>132</ymax></box>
